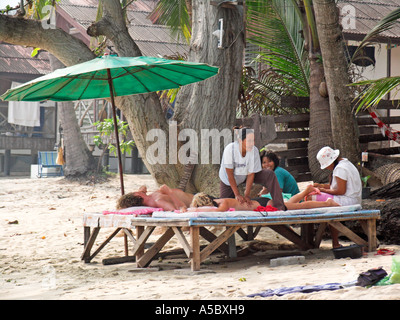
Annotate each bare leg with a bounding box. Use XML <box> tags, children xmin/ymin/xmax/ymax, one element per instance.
<box><xmin>285</xmin><ymin>198</ymin><xmax>339</xmax><ymax>210</ymax></box>
<box><xmin>330</xmin><ymin>225</ymin><xmax>341</xmax><ymax>248</ymax></box>
<box><xmin>287</xmin><ymin>185</ymin><xmax>316</xmax><ymax>204</ymax></box>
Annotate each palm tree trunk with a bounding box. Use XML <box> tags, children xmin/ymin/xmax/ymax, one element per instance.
<box><xmin>313</xmin><ymin>0</ymin><xmax>360</xmax><ymax>164</ymax></box>
<box><xmin>49</xmin><ymin>55</ymin><xmax>95</xmax><ymax>176</ymax></box>
<box><xmin>308</xmin><ymin>56</ymin><xmax>333</xmax><ymax>183</ymax></box>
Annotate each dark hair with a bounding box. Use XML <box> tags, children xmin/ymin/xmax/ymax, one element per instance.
<box><xmin>260</xmin><ymin>150</ymin><xmax>280</xmax><ymax>170</ymax></box>
<box><xmin>116</xmin><ymin>193</ymin><xmax>144</xmax><ymax>209</ymax></box>
<box><xmin>233</xmin><ymin>126</ymin><xmax>254</xmax><ymax>141</ymax></box>
<box><xmin>329</xmin><ymin>157</ymin><xmax>341</xmax><ymax>184</ymax></box>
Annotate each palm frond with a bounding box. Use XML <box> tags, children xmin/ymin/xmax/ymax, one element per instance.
<box><xmin>149</xmin><ymin>0</ymin><xmax>191</xmax><ymax>45</ymax></box>
<box><xmin>352</xmin><ymin>77</ymin><xmax>400</xmax><ymax>112</ymax></box>
<box><xmin>246</xmin><ymin>0</ymin><xmax>310</xmax><ymax>97</ymax></box>
<box><xmin>352</xmin><ymin>8</ymin><xmax>400</xmax><ymax>63</ymax></box>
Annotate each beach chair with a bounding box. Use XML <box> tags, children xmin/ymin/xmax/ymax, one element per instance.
<box><xmin>38</xmin><ymin>151</ymin><xmax>64</xmax><ymax>178</ymax></box>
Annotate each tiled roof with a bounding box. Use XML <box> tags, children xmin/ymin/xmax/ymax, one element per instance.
<box><xmin>57</xmin><ymin>0</ymin><xmax>189</xmax><ymax>57</ymax></box>
<box><xmin>0</xmin><ymin>43</ymin><xmax>51</xmax><ymax>75</ymax></box>
<box><xmin>338</xmin><ymin>0</ymin><xmax>400</xmax><ymax>42</ymax></box>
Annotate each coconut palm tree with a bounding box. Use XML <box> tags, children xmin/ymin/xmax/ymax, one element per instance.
<box><xmin>243</xmin><ymin>0</ymin><xmax>309</xmax><ymax>115</ymax></box>
<box><xmin>246</xmin><ymin>0</ymin><xmax>333</xmax><ymax>182</ymax></box>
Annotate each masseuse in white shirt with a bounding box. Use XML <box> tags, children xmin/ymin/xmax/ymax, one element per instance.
<box><xmin>219</xmin><ymin>127</ymin><xmax>285</xmax><ymax>211</ymax></box>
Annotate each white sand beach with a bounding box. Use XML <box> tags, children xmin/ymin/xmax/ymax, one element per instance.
<box><xmin>1</xmin><ymin>174</ymin><xmax>400</xmax><ymax>300</ymax></box>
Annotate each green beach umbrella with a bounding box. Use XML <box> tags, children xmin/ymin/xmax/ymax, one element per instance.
<box><xmin>1</xmin><ymin>55</ymin><xmax>219</xmax><ymax>194</ymax></box>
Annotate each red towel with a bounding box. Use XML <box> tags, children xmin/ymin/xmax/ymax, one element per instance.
<box><xmin>254</xmin><ymin>205</ymin><xmax>278</xmax><ymax>212</ymax></box>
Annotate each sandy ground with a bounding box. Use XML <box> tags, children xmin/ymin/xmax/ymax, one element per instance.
<box><xmin>1</xmin><ymin>174</ymin><xmax>400</xmax><ymax>300</ymax></box>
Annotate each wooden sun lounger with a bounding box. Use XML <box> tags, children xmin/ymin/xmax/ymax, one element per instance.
<box><xmin>81</xmin><ymin>208</ymin><xmax>380</xmax><ymax>271</ymax></box>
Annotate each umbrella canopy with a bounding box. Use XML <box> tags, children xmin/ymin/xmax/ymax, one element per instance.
<box><xmin>1</xmin><ymin>55</ymin><xmax>219</xmax><ymax>195</ymax></box>
<box><xmin>0</xmin><ymin>55</ymin><xmax>219</xmax><ymax>101</ymax></box>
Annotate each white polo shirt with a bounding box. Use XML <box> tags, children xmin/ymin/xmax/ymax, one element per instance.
<box><xmin>219</xmin><ymin>141</ymin><xmax>262</xmax><ymax>186</ymax></box>
<box><xmin>331</xmin><ymin>158</ymin><xmax>362</xmax><ymax>205</ymax></box>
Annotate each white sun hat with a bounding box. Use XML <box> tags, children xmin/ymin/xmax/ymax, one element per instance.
<box><xmin>316</xmin><ymin>146</ymin><xmax>340</xmax><ymax>169</ymax></box>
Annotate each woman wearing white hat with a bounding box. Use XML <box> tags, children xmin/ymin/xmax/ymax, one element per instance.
<box><xmin>313</xmin><ymin>146</ymin><xmax>362</xmax><ymax>205</ymax></box>
<box><xmin>311</xmin><ymin>146</ymin><xmax>362</xmax><ymax>247</ymax></box>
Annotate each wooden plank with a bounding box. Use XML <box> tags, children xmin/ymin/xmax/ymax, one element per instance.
<box><xmin>200</xmin><ymin>226</ymin><xmax>240</xmax><ymax>263</ymax></box>
<box><xmin>187</xmin><ymin>211</ymin><xmax>380</xmax><ymax>227</ymax></box>
<box><xmin>314</xmin><ymin>223</ymin><xmax>327</xmax><ymax>248</ymax></box>
<box><xmin>359</xmin><ymin>133</ymin><xmax>391</xmax><ymax>143</ymax></box>
<box><xmin>366</xmin><ymin>219</ymin><xmax>377</xmax><ymax>252</ymax></box>
<box><xmin>172</xmin><ymin>226</ymin><xmax>193</xmax><ymax>258</ymax></box>
<box><xmin>274</xmin><ymin>148</ymin><xmax>308</xmax><ymax>158</ymax></box>
<box><xmin>357</xmin><ymin>116</ymin><xmax>400</xmax><ymax>125</ymax></box>
<box><xmin>123</xmin><ymin>228</ymin><xmax>136</xmax><ymax>244</ymax></box>
<box><xmin>84</xmin><ymin>226</ymin><xmax>91</xmax><ymax>247</ymax></box>
<box><xmin>227</xmin><ymin>228</ymin><xmax>237</xmax><ymax>258</ymax></box>
<box><xmin>132</xmin><ymin>226</ymin><xmax>155</xmax><ymax>258</ymax></box>
<box><xmin>190</xmin><ymin>227</ymin><xmax>201</xmax><ymax>271</ymax></box>
<box><xmin>199</xmin><ymin>227</ymin><xmax>229</xmax><ymax>254</ymax></box>
<box><xmin>269</xmin><ymin>225</ymin><xmax>311</xmax><ymax>250</ymax></box>
<box><xmin>102</xmin><ymin>255</ymin><xmax>136</xmax><ymax>265</ymax></box>
<box><xmin>274</xmin><ymin>113</ymin><xmax>310</xmax><ymax>124</ymax></box>
<box><xmin>328</xmin><ymin>221</ymin><xmax>368</xmax><ymax>247</ymax></box>
<box><xmin>301</xmin><ymin>224</ymin><xmax>315</xmax><ymax>247</ymax></box>
<box><xmin>287</xmin><ymin>140</ymin><xmax>308</xmax><ymax>149</ymax></box>
<box><xmin>81</xmin><ymin>227</ymin><xmax>100</xmax><ymax>262</ymax></box>
<box><xmin>137</xmin><ymin>227</ymin><xmax>175</xmax><ymax>268</ymax></box>
<box><xmin>236</xmin><ymin>228</ymin><xmax>248</xmax><ymax>241</ymax></box>
<box><xmin>281</xmin><ymin>96</ymin><xmax>310</xmax><ymax>109</ymax></box>
<box><xmin>276</xmin><ymin>130</ymin><xmax>309</xmax><ymax>140</ymax></box>
<box><xmin>88</xmin><ymin>228</ymin><xmax>122</xmax><ymax>262</ymax></box>
<box><xmin>367</xmin><ymin>146</ymin><xmax>400</xmax><ymax>156</ymax></box>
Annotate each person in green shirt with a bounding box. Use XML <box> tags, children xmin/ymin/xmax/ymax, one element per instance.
<box><xmin>259</xmin><ymin>150</ymin><xmax>300</xmax><ymax>198</ymax></box>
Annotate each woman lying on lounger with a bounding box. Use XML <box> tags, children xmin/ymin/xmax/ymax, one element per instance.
<box><xmin>187</xmin><ymin>184</ymin><xmax>339</xmax><ymax>212</ymax></box>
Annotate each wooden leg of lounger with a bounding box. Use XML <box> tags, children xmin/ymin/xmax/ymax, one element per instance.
<box><xmin>132</xmin><ymin>226</ymin><xmax>155</xmax><ymax>261</ymax></box>
<box><xmin>172</xmin><ymin>227</ymin><xmax>192</xmax><ymax>258</ymax></box>
<box><xmin>328</xmin><ymin>221</ymin><xmax>368</xmax><ymax>248</ymax></box>
<box><xmin>137</xmin><ymin>227</ymin><xmax>175</xmax><ymax>268</ymax></box>
<box><xmin>88</xmin><ymin>227</ymin><xmax>122</xmax><ymax>262</ymax></box>
<box><xmin>81</xmin><ymin>227</ymin><xmax>100</xmax><ymax>263</ymax></box>
<box><xmin>200</xmin><ymin>226</ymin><xmax>240</xmax><ymax>263</ymax></box>
<box><xmin>199</xmin><ymin>227</ymin><xmax>229</xmax><ymax>255</ymax></box>
<box><xmin>191</xmin><ymin>227</ymin><xmax>201</xmax><ymax>271</ymax></box>
<box><xmin>227</xmin><ymin>228</ymin><xmax>237</xmax><ymax>258</ymax></box>
<box><xmin>84</xmin><ymin>226</ymin><xmax>91</xmax><ymax>247</ymax></box>
<box><xmin>301</xmin><ymin>224</ymin><xmax>315</xmax><ymax>248</ymax></box>
<box><xmin>314</xmin><ymin>223</ymin><xmax>328</xmax><ymax>248</ymax></box>
<box><xmin>269</xmin><ymin>225</ymin><xmax>311</xmax><ymax>250</ymax></box>
<box><xmin>366</xmin><ymin>219</ymin><xmax>377</xmax><ymax>252</ymax></box>
<box><xmin>360</xmin><ymin>219</ymin><xmax>378</xmax><ymax>252</ymax></box>
<box><xmin>124</xmin><ymin>233</ymin><xmax>128</xmax><ymax>256</ymax></box>
<box><xmin>247</xmin><ymin>226</ymin><xmax>254</xmax><ymax>240</ymax></box>
<box><xmin>135</xmin><ymin>226</ymin><xmax>145</xmax><ymax>259</ymax></box>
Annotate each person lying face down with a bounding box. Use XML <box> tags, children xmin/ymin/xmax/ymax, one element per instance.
<box><xmin>116</xmin><ymin>185</ymin><xmax>194</xmax><ymax>211</ymax></box>
<box><xmin>187</xmin><ymin>185</ymin><xmax>339</xmax><ymax>212</ymax></box>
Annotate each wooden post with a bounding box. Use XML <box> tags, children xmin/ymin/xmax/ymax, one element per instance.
<box><xmin>366</xmin><ymin>219</ymin><xmax>377</xmax><ymax>252</ymax></box>
<box><xmin>4</xmin><ymin>149</ymin><xmax>10</xmax><ymax>176</ymax></box>
<box><xmin>134</xmin><ymin>226</ymin><xmax>146</xmax><ymax>259</ymax></box>
<box><xmin>190</xmin><ymin>227</ymin><xmax>200</xmax><ymax>271</ymax></box>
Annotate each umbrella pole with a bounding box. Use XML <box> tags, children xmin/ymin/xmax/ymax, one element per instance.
<box><xmin>107</xmin><ymin>69</ymin><xmax>125</xmax><ymax>195</ymax></box>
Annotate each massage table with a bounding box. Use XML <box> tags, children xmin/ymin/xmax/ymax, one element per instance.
<box><xmin>81</xmin><ymin>205</ymin><xmax>380</xmax><ymax>271</ymax></box>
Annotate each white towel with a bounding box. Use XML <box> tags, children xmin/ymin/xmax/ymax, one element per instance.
<box><xmin>8</xmin><ymin>82</ymin><xmax>40</xmax><ymax>127</ymax></box>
